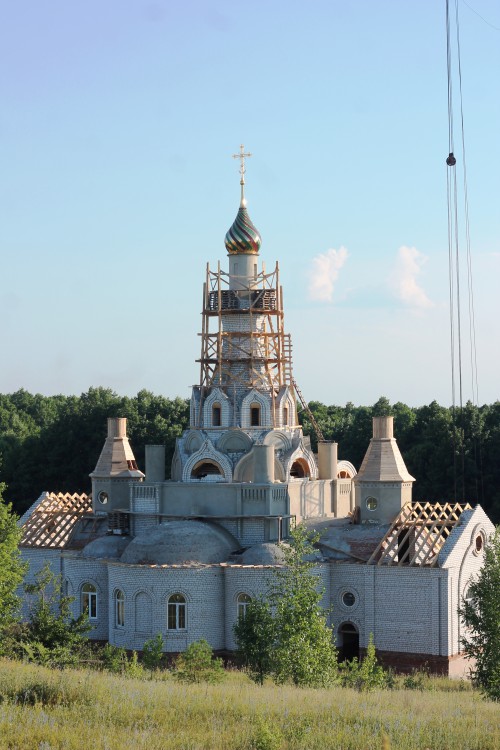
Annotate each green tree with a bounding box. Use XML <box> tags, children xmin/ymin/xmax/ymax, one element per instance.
<box><xmin>23</xmin><ymin>564</ymin><xmax>91</xmax><ymax>664</ymax></box>
<box><xmin>233</xmin><ymin>596</ymin><xmax>275</xmax><ymax>685</ymax></box>
<box><xmin>235</xmin><ymin>525</ymin><xmax>339</xmax><ymax>688</ymax></box>
<box><xmin>0</xmin><ymin>480</ymin><xmax>27</xmax><ymax>638</ymax></box>
<box><xmin>459</xmin><ymin>527</ymin><xmax>500</xmax><ymax>701</ymax></box>
<box><xmin>270</xmin><ymin>526</ymin><xmax>339</xmax><ymax>687</ymax></box>
<box><xmin>172</xmin><ymin>639</ymin><xmax>225</xmax><ymax>683</ymax></box>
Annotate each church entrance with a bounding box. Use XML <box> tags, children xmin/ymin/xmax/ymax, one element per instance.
<box><xmin>337</xmin><ymin>622</ymin><xmax>359</xmax><ymax>662</ymax></box>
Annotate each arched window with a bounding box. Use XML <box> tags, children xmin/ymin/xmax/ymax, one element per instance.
<box><xmin>115</xmin><ymin>589</ymin><xmax>125</xmax><ymax>628</ymax></box>
<box><xmin>250</xmin><ymin>403</ymin><xmax>261</xmax><ymax>427</ymax></box>
<box><xmin>283</xmin><ymin>407</ymin><xmax>288</xmax><ymax>426</ymax></box>
<box><xmin>212</xmin><ymin>403</ymin><xmax>222</xmax><ymax>427</ymax></box>
<box><xmin>168</xmin><ymin>594</ymin><xmax>186</xmax><ymax>630</ymax></box>
<box><xmin>81</xmin><ymin>583</ymin><xmax>97</xmax><ymax>620</ymax></box>
<box><xmin>237</xmin><ymin>593</ymin><xmax>252</xmax><ymax>619</ymax></box>
<box><xmin>463</xmin><ymin>586</ymin><xmax>474</xmax><ymax>606</ymax></box>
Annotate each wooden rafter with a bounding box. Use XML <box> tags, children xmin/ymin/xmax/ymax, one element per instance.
<box><xmin>367</xmin><ymin>501</ymin><xmax>472</xmax><ymax>567</ymax></box>
<box><xmin>20</xmin><ymin>492</ymin><xmax>92</xmax><ymax>549</ymax></box>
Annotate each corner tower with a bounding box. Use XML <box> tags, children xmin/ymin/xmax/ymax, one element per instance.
<box><xmin>90</xmin><ymin>417</ymin><xmax>144</xmax><ymax>514</ymax></box>
<box><xmin>354</xmin><ymin>416</ymin><xmax>415</xmax><ymax>524</ymax></box>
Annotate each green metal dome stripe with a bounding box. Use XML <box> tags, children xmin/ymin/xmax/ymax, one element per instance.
<box><xmin>224</xmin><ymin>207</ymin><xmax>262</xmax><ymax>254</ymax></box>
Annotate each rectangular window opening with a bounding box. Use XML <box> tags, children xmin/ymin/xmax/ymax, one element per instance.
<box><xmin>212</xmin><ymin>406</ymin><xmax>221</xmax><ymax>427</ymax></box>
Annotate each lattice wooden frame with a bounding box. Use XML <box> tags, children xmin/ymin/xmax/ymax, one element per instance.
<box><xmin>20</xmin><ymin>492</ymin><xmax>92</xmax><ymax>549</ymax></box>
<box><xmin>367</xmin><ymin>501</ymin><xmax>473</xmax><ymax>567</ymax></box>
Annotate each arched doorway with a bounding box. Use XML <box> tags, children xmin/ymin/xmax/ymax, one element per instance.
<box><xmin>191</xmin><ymin>460</ymin><xmax>223</xmax><ymax>480</ymax></box>
<box><xmin>338</xmin><ymin>622</ymin><xmax>359</xmax><ymax>662</ymax></box>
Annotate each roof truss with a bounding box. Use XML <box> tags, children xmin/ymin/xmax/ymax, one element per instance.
<box><xmin>20</xmin><ymin>492</ymin><xmax>92</xmax><ymax>549</ymax></box>
<box><xmin>367</xmin><ymin>501</ymin><xmax>472</xmax><ymax>567</ymax></box>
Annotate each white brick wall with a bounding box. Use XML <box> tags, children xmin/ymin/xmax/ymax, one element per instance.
<box><xmin>107</xmin><ymin>564</ymin><xmax>226</xmax><ymax>652</ymax></box>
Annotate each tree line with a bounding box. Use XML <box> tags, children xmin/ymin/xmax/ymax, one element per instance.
<box><xmin>0</xmin><ymin>388</ymin><xmax>499</xmax><ymax>523</ymax></box>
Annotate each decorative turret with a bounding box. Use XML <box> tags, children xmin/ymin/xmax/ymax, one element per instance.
<box><xmin>355</xmin><ymin>416</ymin><xmax>415</xmax><ymax>524</ymax></box>
<box><xmin>225</xmin><ymin>145</ymin><xmax>262</xmax><ymax>291</ymax></box>
<box><xmin>224</xmin><ymin>205</ymin><xmax>262</xmax><ymax>255</ymax></box>
<box><xmin>90</xmin><ymin>417</ymin><xmax>144</xmax><ymax>513</ymax></box>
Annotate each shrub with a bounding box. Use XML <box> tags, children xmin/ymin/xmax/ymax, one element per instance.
<box><xmin>251</xmin><ymin>719</ymin><xmax>283</xmax><ymax>750</ymax></box>
<box><xmin>142</xmin><ymin>633</ymin><xmax>165</xmax><ymax>671</ymax></box>
<box><xmin>173</xmin><ymin>639</ymin><xmax>225</xmax><ymax>684</ymax></box>
<box><xmin>100</xmin><ymin>644</ymin><xmax>129</xmax><ymax>674</ymax></box>
<box><xmin>340</xmin><ymin>634</ymin><xmax>392</xmax><ymax>691</ymax></box>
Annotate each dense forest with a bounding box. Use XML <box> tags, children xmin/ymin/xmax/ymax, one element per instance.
<box><xmin>0</xmin><ymin>388</ymin><xmax>499</xmax><ymax>524</ymax></box>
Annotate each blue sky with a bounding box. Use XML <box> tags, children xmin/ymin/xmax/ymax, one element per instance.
<box><xmin>1</xmin><ymin>0</ymin><xmax>499</xmax><ymax>406</ymax></box>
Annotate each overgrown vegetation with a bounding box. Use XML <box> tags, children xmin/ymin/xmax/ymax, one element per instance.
<box><xmin>460</xmin><ymin>527</ymin><xmax>500</xmax><ymax>701</ymax></box>
<box><xmin>0</xmin><ymin>659</ymin><xmax>498</xmax><ymax>750</ymax></box>
<box><xmin>0</xmin><ymin>389</ymin><xmax>499</xmax><ymax>522</ymax></box>
<box><xmin>20</xmin><ymin>564</ymin><xmax>91</xmax><ymax>666</ymax></box>
<box><xmin>339</xmin><ymin>633</ymin><xmax>394</xmax><ymax>691</ymax></box>
<box><xmin>172</xmin><ymin>639</ymin><xmax>225</xmax><ymax>684</ymax></box>
<box><xmin>0</xmin><ymin>480</ymin><xmax>27</xmax><ymax>639</ymax></box>
<box><xmin>235</xmin><ymin>526</ymin><xmax>340</xmax><ymax>687</ymax></box>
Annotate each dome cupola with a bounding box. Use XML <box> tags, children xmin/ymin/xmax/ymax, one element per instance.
<box><xmin>225</xmin><ymin>205</ymin><xmax>262</xmax><ymax>255</ymax></box>
<box><xmin>225</xmin><ymin>143</ymin><xmax>261</xmax><ymax>255</ymax></box>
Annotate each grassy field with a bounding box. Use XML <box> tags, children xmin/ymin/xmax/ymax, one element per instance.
<box><xmin>0</xmin><ymin>659</ymin><xmax>498</xmax><ymax>750</ymax></box>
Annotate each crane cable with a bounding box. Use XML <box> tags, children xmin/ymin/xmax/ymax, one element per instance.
<box><xmin>445</xmin><ymin>0</ymin><xmax>482</xmax><ymax>503</ymax></box>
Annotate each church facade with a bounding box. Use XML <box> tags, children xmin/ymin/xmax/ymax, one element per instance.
<box><xmin>19</xmin><ymin>153</ymin><xmax>494</xmax><ymax>675</ymax></box>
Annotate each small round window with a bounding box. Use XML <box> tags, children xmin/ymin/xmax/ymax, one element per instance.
<box><xmin>342</xmin><ymin>592</ymin><xmax>356</xmax><ymax>607</ymax></box>
<box><xmin>98</xmin><ymin>491</ymin><xmax>108</xmax><ymax>505</ymax></box>
<box><xmin>366</xmin><ymin>496</ymin><xmax>378</xmax><ymax>511</ymax></box>
<box><xmin>475</xmin><ymin>534</ymin><xmax>483</xmax><ymax>553</ymax></box>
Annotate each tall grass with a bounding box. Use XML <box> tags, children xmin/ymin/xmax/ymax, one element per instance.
<box><xmin>0</xmin><ymin>659</ymin><xmax>498</xmax><ymax>750</ymax></box>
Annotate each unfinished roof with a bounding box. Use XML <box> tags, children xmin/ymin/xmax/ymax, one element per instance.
<box><xmin>19</xmin><ymin>492</ymin><xmax>93</xmax><ymax>549</ymax></box>
<box><xmin>367</xmin><ymin>501</ymin><xmax>473</xmax><ymax>567</ymax></box>
<box><xmin>316</xmin><ymin>522</ymin><xmax>390</xmax><ymax>562</ymax></box>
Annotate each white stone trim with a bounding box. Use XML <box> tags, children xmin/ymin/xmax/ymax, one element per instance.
<box><xmin>240</xmin><ymin>389</ymin><xmax>271</xmax><ymax>429</ymax></box>
<box><xmin>202</xmin><ymin>388</ymin><xmax>232</xmax><ymax>428</ymax></box>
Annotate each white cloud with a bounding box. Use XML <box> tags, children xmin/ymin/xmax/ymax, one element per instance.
<box><xmin>390</xmin><ymin>246</ymin><xmax>433</xmax><ymax>310</ymax></box>
<box><xmin>308</xmin><ymin>247</ymin><xmax>348</xmax><ymax>302</ymax></box>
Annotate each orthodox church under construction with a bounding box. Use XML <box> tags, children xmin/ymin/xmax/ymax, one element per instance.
<box><xmin>19</xmin><ymin>150</ymin><xmax>494</xmax><ymax>675</ymax></box>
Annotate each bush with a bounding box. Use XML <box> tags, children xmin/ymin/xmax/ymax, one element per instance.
<box><xmin>142</xmin><ymin>633</ymin><xmax>165</xmax><ymax>671</ymax></box>
<box><xmin>250</xmin><ymin>719</ymin><xmax>283</xmax><ymax>750</ymax></box>
<box><xmin>403</xmin><ymin>669</ymin><xmax>427</xmax><ymax>691</ymax></box>
<box><xmin>23</xmin><ymin>564</ymin><xmax>90</xmax><ymax>659</ymax></box>
<box><xmin>0</xmin><ymin>675</ymin><xmax>93</xmax><ymax>708</ymax></box>
<box><xmin>173</xmin><ymin>640</ymin><xmax>225</xmax><ymax>684</ymax></box>
<box><xmin>340</xmin><ymin>634</ymin><xmax>392</xmax><ymax>691</ymax></box>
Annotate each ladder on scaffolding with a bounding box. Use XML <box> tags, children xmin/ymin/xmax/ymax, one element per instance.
<box><xmin>292</xmin><ymin>378</ymin><xmax>325</xmax><ymax>443</ymax></box>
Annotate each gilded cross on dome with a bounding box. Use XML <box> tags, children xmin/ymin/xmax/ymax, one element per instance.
<box><xmin>232</xmin><ymin>144</ymin><xmax>252</xmax><ymax>207</ymax></box>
